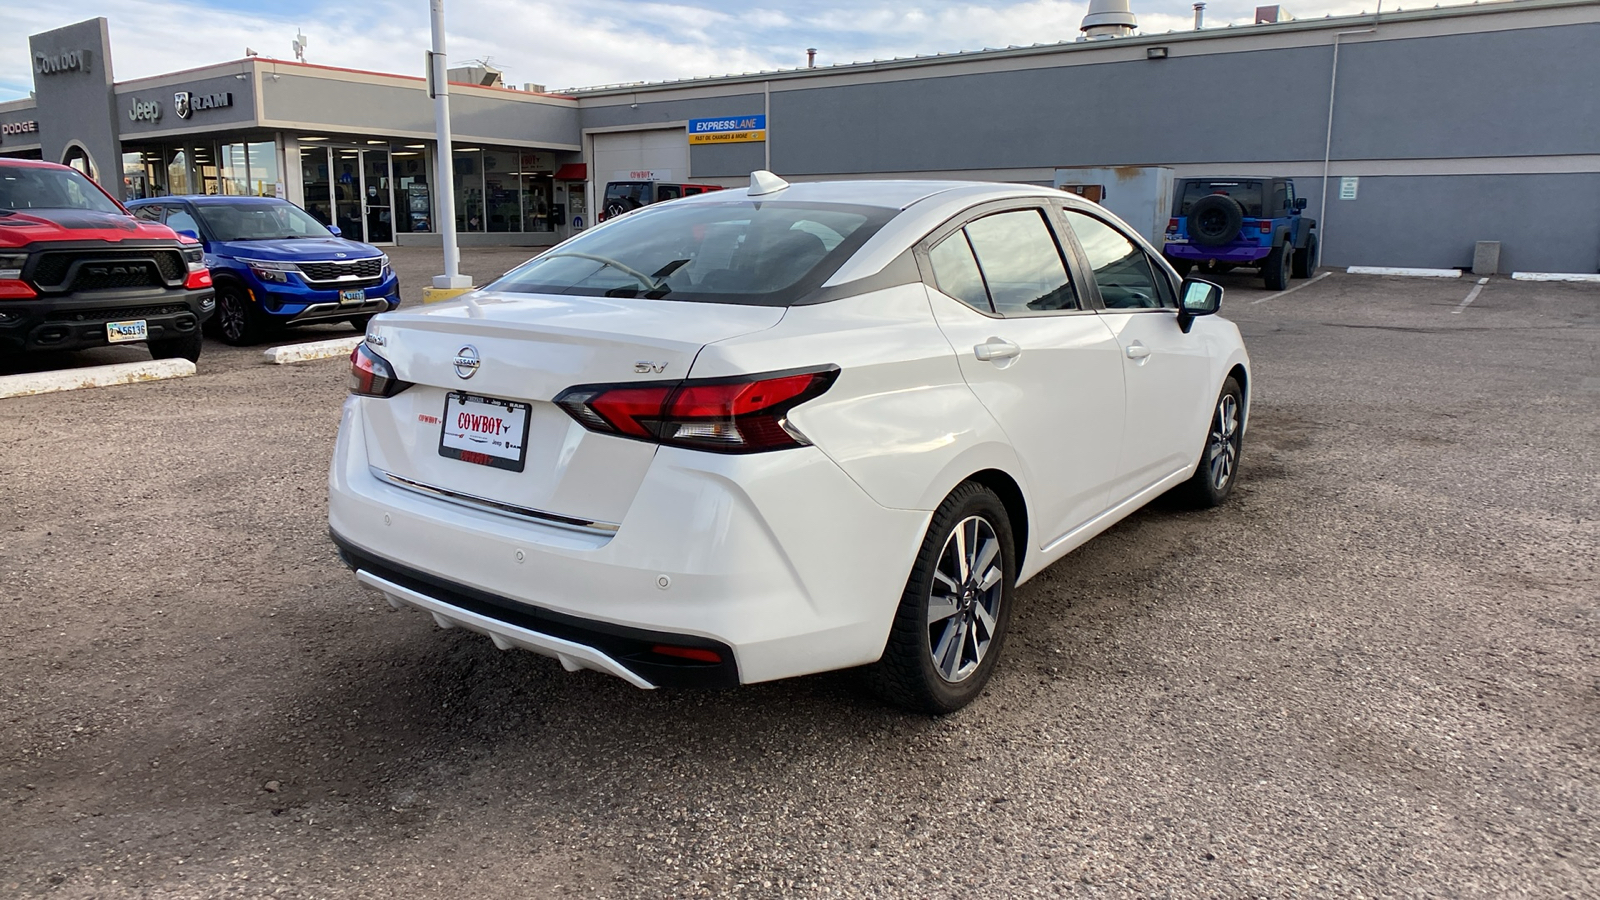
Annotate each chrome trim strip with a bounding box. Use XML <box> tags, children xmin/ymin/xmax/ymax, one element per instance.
<box><xmin>371</xmin><ymin>468</ymin><xmax>621</xmax><ymax>536</ymax></box>
<box><xmin>354</xmin><ymin>569</ymin><xmax>655</xmax><ymax>689</ymax></box>
<box><xmin>287</xmin><ymin>299</ymin><xmax>389</xmax><ymax>322</ymax></box>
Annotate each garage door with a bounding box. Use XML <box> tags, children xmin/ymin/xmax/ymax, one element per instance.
<box><xmin>592</xmin><ymin>128</ymin><xmax>689</xmax><ymax>185</ymax></box>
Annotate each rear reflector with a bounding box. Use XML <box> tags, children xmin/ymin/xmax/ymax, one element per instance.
<box><xmin>555</xmin><ymin>366</ymin><xmax>839</xmax><ymax>454</ymax></box>
<box><xmin>651</xmin><ymin>645</ymin><xmax>723</xmax><ymax>664</ymax></box>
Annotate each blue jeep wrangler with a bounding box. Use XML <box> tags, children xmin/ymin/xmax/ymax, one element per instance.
<box><xmin>1163</xmin><ymin>178</ymin><xmax>1318</xmax><ymax>290</ymax></box>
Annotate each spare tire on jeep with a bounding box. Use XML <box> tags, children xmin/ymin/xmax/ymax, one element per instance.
<box><xmin>1188</xmin><ymin>194</ymin><xmax>1245</xmax><ymax>247</ymax></box>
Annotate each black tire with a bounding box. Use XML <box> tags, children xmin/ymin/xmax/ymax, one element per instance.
<box><xmin>1179</xmin><ymin>376</ymin><xmax>1244</xmax><ymax>508</ymax></box>
<box><xmin>1262</xmin><ymin>242</ymin><xmax>1291</xmax><ymax>290</ymax></box>
<box><xmin>1187</xmin><ymin>195</ymin><xmax>1245</xmax><ymax>247</ymax></box>
<box><xmin>211</xmin><ymin>284</ymin><xmax>262</xmax><ymax>345</ymax></box>
<box><xmin>1292</xmin><ymin>234</ymin><xmax>1319</xmax><ymax>279</ymax></box>
<box><xmin>349</xmin><ymin>313</ymin><xmax>378</xmax><ymax>332</ymax></box>
<box><xmin>865</xmin><ymin>482</ymin><xmax>1017</xmax><ymax>714</ymax></box>
<box><xmin>1165</xmin><ymin>256</ymin><xmax>1194</xmax><ymax>278</ymax></box>
<box><xmin>147</xmin><ymin>330</ymin><xmax>202</xmax><ymax>363</ymax></box>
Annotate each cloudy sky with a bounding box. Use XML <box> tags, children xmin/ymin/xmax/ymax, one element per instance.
<box><xmin>3</xmin><ymin>0</ymin><xmax>1467</xmax><ymax>100</ymax></box>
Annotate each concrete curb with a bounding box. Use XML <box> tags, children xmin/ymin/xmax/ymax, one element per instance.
<box><xmin>262</xmin><ymin>336</ymin><xmax>364</xmax><ymax>365</ymax></box>
<box><xmin>1347</xmin><ymin>266</ymin><xmax>1461</xmax><ymax>278</ymax></box>
<box><xmin>1511</xmin><ymin>272</ymin><xmax>1600</xmax><ymax>283</ymax></box>
<box><xmin>0</xmin><ymin>359</ymin><xmax>196</xmax><ymax>399</ymax></box>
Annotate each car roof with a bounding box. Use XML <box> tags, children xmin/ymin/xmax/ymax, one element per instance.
<box><xmin>673</xmin><ymin>178</ymin><xmax>1057</xmax><ymax>211</ymax></box>
<box><xmin>129</xmin><ymin>195</ymin><xmax>289</xmax><ymax>206</ymax></box>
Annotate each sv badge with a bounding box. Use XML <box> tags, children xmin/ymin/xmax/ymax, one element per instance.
<box><xmin>634</xmin><ymin>361</ymin><xmax>667</xmax><ymax>374</ymax></box>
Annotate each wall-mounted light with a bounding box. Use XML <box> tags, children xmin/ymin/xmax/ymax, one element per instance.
<box><xmin>1147</xmin><ymin>46</ymin><xmax>1169</xmax><ymax>59</ymax></box>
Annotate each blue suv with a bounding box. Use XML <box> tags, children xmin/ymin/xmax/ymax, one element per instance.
<box><xmin>126</xmin><ymin>196</ymin><xmax>400</xmax><ymax>344</ymax></box>
<box><xmin>1162</xmin><ymin>178</ymin><xmax>1318</xmax><ymax>290</ymax></box>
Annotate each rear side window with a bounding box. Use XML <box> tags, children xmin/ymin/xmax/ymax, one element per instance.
<box><xmin>928</xmin><ymin>233</ymin><xmax>992</xmax><ymax>313</ymax></box>
<box><xmin>1063</xmin><ymin>211</ymin><xmax>1168</xmax><ymax>310</ymax></box>
<box><xmin>1178</xmin><ymin>180</ymin><xmax>1264</xmax><ymax>218</ymax></box>
<box><xmin>656</xmin><ymin>184</ymin><xmax>682</xmax><ymax>202</ymax></box>
<box><xmin>164</xmin><ymin>206</ymin><xmax>201</xmax><ymax>237</ymax></box>
<box><xmin>131</xmin><ymin>204</ymin><xmax>163</xmax><ymax>222</ymax></box>
<box><xmin>602</xmin><ymin>182</ymin><xmax>651</xmax><ymax>213</ymax></box>
<box><xmin>486</xmin><ymin>200</ymin><xmax>894</xmax><ymax>307</ymax></box>
<box><xmin>962</xmin><ymin>209</ymin><xmax>1078</xmax><ymax>315</ymax></box>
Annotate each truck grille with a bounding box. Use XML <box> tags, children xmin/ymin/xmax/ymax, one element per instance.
<box><xmin>298</xmin><ymin>258</ymin><xmax>383</xmax><ymax>282</ymax></box>
<box><xmin>47</xmin><ymin>304</ymin><xmax>190</xmax><ymax>323</ymax></box>
<box><xmin>30</xmin><ymin>249</ymin><xmax>186</xmax><ymax>292</ymax></box>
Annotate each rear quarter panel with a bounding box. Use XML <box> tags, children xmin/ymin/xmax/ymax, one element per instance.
<box><xmin>688</xmin><ymin>283</ymin><xmax>1027</xmax><ymax>514</ymax></box>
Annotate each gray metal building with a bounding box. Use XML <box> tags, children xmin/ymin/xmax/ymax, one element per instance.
<box><xmin>4</xmin><ymin>1</ymin><xmax>1598</xmax><ymax>272</ymax></box>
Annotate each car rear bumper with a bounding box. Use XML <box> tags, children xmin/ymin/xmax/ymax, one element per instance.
<box><xmin>1162</xmin><ymin>242</ymin><xmax>1271</xmax><ymax>264</ymax></box>
<box><xmin>327</xmin><ymin>396</ymin><xmax>932</xmax><ymax>688</ymax></box>
<box><xmin>0</xmin><ymin>286</ymin><xmax>215</xmax><ymax>353</ymax></box>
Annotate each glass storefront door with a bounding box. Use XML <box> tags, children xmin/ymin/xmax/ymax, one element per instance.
<box><xmin>363</xmin><ymin>150</ymin><xmax>393</xmax><ymax>243</ymax></box>
<box><xmin>301</xmin><ymin>144</ymin><xmax>396</xmax><ymax>244</ymax></box>
<box><xmin>332</xmin><ymin>147</ymin><xmax>364</xmax><ymax>240</ymax></box>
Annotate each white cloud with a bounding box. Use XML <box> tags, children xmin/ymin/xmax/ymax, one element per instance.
<box><xmin>0</xmin><ymin>0</ymin><xmax>1481</xmax><ymax>101</ymax></box>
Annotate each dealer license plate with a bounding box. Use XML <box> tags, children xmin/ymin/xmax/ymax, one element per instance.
<box><xmin>339</xmin><ymin>288</ymin><xmax>366</xmax><ymax>304</ymax></box>
<box><xmin>106</xmin><ymin>319</ymin><xmax>148</xmax><ymax>343</ymax></box>
<box><xmin>1166</xmin><ymin>237</ymin><xmax>1188</xmax><ymax>245</ymax></box>
<box><xmin>438</xmin><ymin>392</ymin><xmax>531</xmax><ymax>472</ymax></box>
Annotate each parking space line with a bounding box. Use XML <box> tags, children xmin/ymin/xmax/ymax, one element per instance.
<box><xmin>1452</xmin><ymin>277</ymin><xmax>1490</xmax><ymax>315</ymax></box>
<box><xmin>1252</xmin><ymin>271</ymin><xmax>1332</xmax><ymax>304</ymax></box>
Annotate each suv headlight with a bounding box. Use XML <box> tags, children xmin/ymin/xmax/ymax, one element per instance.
<box><xmin>379</xmin><ymin>253</ymin><xmax>391</xmax><ymax>276</ymax></box>
<box><xmin>0</xmin><ymin>252</ymin><xmax>27</xmax><ymax>281</ymax></box>
<box><xmin>238</xmin><ymin>257</ymin><xmax>298</xmax><ymax>284</ymax></box>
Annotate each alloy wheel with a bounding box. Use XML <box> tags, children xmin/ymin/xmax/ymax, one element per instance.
<box><xmin>219</xmin><ymin>292</ymin><xmax>246</xmax><ymax>343</ymax></box>
<box><xmin>1207</xmin><ymin>393</ymin><xmax>1241</xmax><ymax>490</ymax></box>
<box><xmin>927</xmin><ymin>515</ymin><xmax>1004</xmax><ymax>683</ymax></box>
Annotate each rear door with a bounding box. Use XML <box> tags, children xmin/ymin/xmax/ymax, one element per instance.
<box><xmin>921</xmin><ymin>204</ymin><xmax>1126</xmax><ymax>547</ymax></box>
<box><xmin>1058</xmin><ymin>207</ymin><xmax>1213</xmax><ymax>505</ymax></box>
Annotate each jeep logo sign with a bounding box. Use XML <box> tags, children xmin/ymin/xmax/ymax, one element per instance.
<box><xmin>174</xmin><ymin>91</ymin><xmax>232</xmax><ymax>119</ymax></box>
<box><xmin>34</xmin><ymin>49</ymin><xmax>91</xmax><ymax>76</ymax></box>
<box><xmin>128</xmin><ymin>98</ymin><xmax>162</xmax><ymax>124</ymax></box>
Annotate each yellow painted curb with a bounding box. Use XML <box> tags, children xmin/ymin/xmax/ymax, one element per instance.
<box><xmin>422</xmin><ymin>286</ymin><xmax>477</xmax><ymax>304</ymax></box>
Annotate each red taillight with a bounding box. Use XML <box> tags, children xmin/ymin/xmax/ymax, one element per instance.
<box><xmin>1167</xmin><ymin>218</ymin><xmax>1178</xmax><ymax>231</ymax></box>
<box><xmin>0</xmin><ymin>279</ymin><xmax>36</xmax><ymax>299</ymax></box>
<box><xmin>349</xmin><ymin>343</ymin><xmax>411</xmax><ymax>398</ymax></box>
<box><xmin>1259</xmin><ymin>220</ymin><xmax>1272</xmax><ymax>234</ymax></box>
<box><xmin>555</xmin><ymin>366</ymin><xmax>839</xmax><ymax>453</ymax></box>
<box><xmin>651</xmin><ymin>645</ymin><xmax>723</xmax><ymax>664</ymax></box>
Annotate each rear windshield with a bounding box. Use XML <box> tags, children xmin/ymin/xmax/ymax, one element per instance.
<box><xmin>486</xmin><ymin>200</ymin><xmax>895</xmax><ymax>306</ymax></box>
<box><xmin>194</xmin><ymin>201</ymin><xmax>333</xmax><ymax>241</ymax></box>
<box><xmin>0</xmin><ymin>165</ymin><xmax>122</xmax><ymax>215</ymax></box>
<box><xmin>1178</xmin><ymin>180</ymin><xmax>1264</xmax><ymax>218</ymax></box>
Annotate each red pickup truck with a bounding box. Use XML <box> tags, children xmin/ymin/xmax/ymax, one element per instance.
<box><xmin>0</xmin><ymin>158</ymin><xmax>214</xmax><ymax>362</ymax></box>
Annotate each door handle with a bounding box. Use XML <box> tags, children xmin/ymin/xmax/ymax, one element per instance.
<box><xmin>973</xmin><ymin>338</ymin><xmax>1021</xmax><ymax>362</ymax></box>
<box><xmin>1125</xmin><ymin>342</ymin><xmax>1152</xmax><ymax>360</ymax></box>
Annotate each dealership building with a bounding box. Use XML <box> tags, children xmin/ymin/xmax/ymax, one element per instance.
<box><xmin>3</xmin><ymin>0</ymin><xmax>1597</xmax><ymax>272</ymax></box>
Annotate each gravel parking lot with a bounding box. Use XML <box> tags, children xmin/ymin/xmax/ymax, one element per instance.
<box><xmin>2</xmin><ymin>256</ymin><xmax>1596</xmax><ymax>898</ymax></box>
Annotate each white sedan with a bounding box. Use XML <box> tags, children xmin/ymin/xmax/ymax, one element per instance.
<box><xmin>330</xmin><ymin>173</ymin><xmax>1249</xmax><ymax>713</ymax></box>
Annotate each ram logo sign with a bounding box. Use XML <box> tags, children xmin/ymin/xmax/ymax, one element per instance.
<box><xmin>174</xmin><ymin>91</ymin><xmax>233</xmax><ymax>120</ymax></box>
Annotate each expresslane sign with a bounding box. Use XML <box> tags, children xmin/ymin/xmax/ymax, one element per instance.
<box><xmin>687</xmin><ymin>115</ymin><xmax>766</xmax><ymax>145</ymax></box>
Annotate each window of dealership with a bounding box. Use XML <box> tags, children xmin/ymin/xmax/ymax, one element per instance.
<box><xmin>116</xmin><ymin>135</ymin><xmax>560</xmax><ymax>246</ymax></box>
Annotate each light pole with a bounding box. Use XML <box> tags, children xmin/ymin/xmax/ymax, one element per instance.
<box><xmin>428</xmin><ymin>0</ymin><xmax>471</xmax><ymax>292</ymax></box>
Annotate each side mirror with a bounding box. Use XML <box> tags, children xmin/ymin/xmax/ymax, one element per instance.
<box><xmin>1176</xmin><ymin>277</ymin><xmax>1223</xmax><ymax>333</ymax></box>
<box><xmin>327</xmin><ymin>225</ymin><xmax>342</xmax><ymax>237</ymax></box>
<box><xmin>175</xmin><ymin>229</ymin><xmax>200</xmax><ymax>242</ymax></box>
<box><xmin>1294</xmin><ymin>197</ymin><xmax>1308</xmax><ymax>211</ymax></box>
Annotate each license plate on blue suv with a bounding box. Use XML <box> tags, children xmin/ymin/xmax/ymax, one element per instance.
<box><xmin>339</xmin><ymin>288</ymin><xmax>366</xmax><ymax>304</ymax></box>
